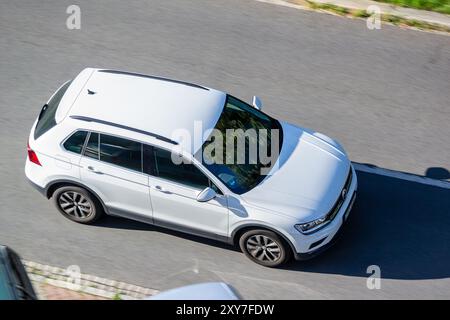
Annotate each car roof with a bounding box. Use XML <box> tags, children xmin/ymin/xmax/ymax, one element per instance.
<box><xmin>57</xmin><ymin>68</ymin><xmax>227</xmax><ymax>154</ymax></box>
<box><xmin>146</xmin><ymin>282</ymin><xmax>241</xmax><ymax>300</ymax></box>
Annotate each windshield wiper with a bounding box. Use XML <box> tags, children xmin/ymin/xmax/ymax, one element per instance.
<box><xmin>37</xmin><ymin>104</ymin><xmax>49</xmax><ymax>121</ymax></box>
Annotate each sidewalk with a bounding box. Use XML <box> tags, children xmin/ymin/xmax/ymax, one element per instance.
<box><xmin>24</xmin><ymin>260</ymin><xmax>158</xmax><ymax>300</ymax></box>
<box><xmin>33</xmin><ymin>282</ymin><xmax>107</xmax><ymax>300</ymax></box>
<box><xmin>312</xmin><ymin>0</ymin><xmax>450</xmax><ymax>28</ymax></box>
<box><xmin>261</xmin><ymin>0</ymin><xmax>450</xmax><ymax>31</ymax></box>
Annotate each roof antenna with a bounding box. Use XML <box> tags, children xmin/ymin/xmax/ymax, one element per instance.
<box><xmin>87</xmin><ymin>89</ymin><xmax>96</xmax><ymax>95</ymax></box>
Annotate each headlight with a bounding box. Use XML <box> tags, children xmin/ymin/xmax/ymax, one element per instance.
<box><xmin>295</xmin><ymin>216</ymin><xmax>328</xmax><ymax>234</ymax></box>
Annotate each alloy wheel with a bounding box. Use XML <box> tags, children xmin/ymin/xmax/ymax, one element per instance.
<box><xmin>246</xmin><ymin>235</ymin><xmax>281</xmax><ymax>263</ymax></box>
<box><xmin>58</xmin><ymin>191</ymin><xmax>93</xmax><ymax>219</ymax></box>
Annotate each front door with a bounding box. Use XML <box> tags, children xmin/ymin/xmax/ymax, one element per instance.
<box><xmin>145</xmin><ymin>146</ymin><xmax>229</xmax><ymax>239</ymax></box>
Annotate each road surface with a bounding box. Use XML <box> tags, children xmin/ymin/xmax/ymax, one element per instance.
<box><xmin>0</xmin><ymin>0</ymin><xmax>449</xmax><ymax>299</ymax></box>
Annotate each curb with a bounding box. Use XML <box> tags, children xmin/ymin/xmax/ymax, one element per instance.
<box><xmin>24</xmin><ymin>260</ymin><xmax>159</xmax><ymax>300</ymax></box>
<box><xmin>257</xmin><ymin>0</ymin><xmax>450</xmax><ymax>34</ymax></box>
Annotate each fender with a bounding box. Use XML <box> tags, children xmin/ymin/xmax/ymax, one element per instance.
<box><xmin>229</xmin><ymin>222</ymin><xmax>297</xmax><ymax>254</ymax></box>
<box><xmin>44</xmin><ymin>179</ymin><xmax>110</xmax><ymax>215</ymax></box>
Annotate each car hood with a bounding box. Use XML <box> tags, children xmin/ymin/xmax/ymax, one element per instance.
<box><xmin>240</xmin><ymin>121</ymin><xmax>350</xmax><ymax>222</ymax></box>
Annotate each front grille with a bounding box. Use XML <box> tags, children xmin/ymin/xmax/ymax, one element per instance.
<box><xmin>325</xmin><ymin>168</ymin><xmax>353</xmax><ymax>222</ymax></box>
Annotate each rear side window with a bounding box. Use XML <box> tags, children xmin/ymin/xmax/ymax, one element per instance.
<box><xmin>84</xmin><ymin>132</ymin><xmax>99</xmax><ymax>159</ymax></box>
<box><xmin>63</xmin><ymin>131</ymin><xmax>88</xmax><ymax>154</ymax></box>
<box><xmin>34</xmin><ymin>81</ymin><xmax>72</xmax><ymax>139</ymax></box>
<box><xmin>99</xmin><ymin>134</ymin><xmax>142</xmax><ymax>172</ymax></box>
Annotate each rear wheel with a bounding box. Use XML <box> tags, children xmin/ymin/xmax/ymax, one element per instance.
<box><xmin>239</xmin><ymin>229</ymin><xmax>291</xmax><ymax>267</ymax></box>
<box><xmin>53</xmin><ymin>186</ymin><xmax>104</xmax><ymax>224</ymax></box>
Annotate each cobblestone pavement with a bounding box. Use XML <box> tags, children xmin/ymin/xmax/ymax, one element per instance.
<box><xmin>25</xmin><ymin>260</ymin><xmax>158</xmax><ymax>300</ymax></box>
<box><xmin>33</xmin><ymin>282</ymin><xmax>107</xmax><ymax>300</ymax></box>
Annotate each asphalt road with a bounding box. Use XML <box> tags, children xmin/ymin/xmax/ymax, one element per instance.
<box><xmin>0</xmin><ymin>0</ymin><xmax>449</xmax><ymax>299</ymax></box>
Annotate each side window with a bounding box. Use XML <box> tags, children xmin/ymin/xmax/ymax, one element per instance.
<box><xmin>84</xmin><ymin>132</ymin><xmax>99</xmax><ymax>159</ymax></box>
<box><xmin>153</xmin><ymin>147</ymin><xmax>209</xmax><ymax>190</ymax></box>
<box><xmin>99</xmin><ymin>134</ymin><xmax>142</xmax><ymax>172</ymax></box>
<box><xmin>63</xmin><ymin>131</ymin><xmax>88</xmax><ymax>154</ymax></box>
<box><xmin>143</xmin><ymin>144</ymin><xmax>155</xmax><ymax>175</ymax></box>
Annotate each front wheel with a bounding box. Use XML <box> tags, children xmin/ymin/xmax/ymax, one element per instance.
<box><xmin>53</xmin><ymin>186</ymin><xmax>104</xmax><ymax>224</ymax></box>
<box><xmin>239</xmin><ymin>229</ymin><xmax>291</xmax><ymax>267</ymax></box>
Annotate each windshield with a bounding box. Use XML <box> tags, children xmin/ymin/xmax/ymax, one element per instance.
<box><xmin>197</xmin><ymin>95</ymin><xmax>283</xmax><ymax>194</ymax></box>
<box><xmin>0</xmin><ymin>260</ymin><xmax>14</xmax><ymax>300</ymax></box>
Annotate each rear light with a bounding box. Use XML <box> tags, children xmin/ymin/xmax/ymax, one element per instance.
<box><xmin>27</xmin><ymin>142</ymin><xmax>41</xmax><ymax>166</ymax></box>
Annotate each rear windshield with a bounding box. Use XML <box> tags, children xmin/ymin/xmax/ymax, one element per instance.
<box><xmin>34</xmin><ymin>80</ymin><xmax>72</xmax><ymax>139</ymax></box>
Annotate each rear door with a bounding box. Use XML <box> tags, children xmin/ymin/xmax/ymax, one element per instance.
<box><xmin>79</xmin><ymin>132</ymin><xmax>152</xmax><ymax>220</ymax></box>
<box><xmin>60</xmin><ymin>130</ymin><xmax>89</xmax><ymax>178</ymax></box>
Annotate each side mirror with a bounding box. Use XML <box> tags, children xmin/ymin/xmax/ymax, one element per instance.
<box><xmin>252</xmin><ymin>96</ymin><xmax>262</xmax><ymax>110</ymax></box>
<box><xmin>196</xmin><ymin>187</ymin><xmax>217</xmax><ymax>202</ymax></box>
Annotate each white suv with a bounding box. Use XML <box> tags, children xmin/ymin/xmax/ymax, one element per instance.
<box><xmin>25</xmin><ymin>68</ymin><xmax>357</xmax><ymax>267</ymax></box>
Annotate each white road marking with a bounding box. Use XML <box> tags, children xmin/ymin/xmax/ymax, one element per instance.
<box><xmin>352</xmin><ymin>163</ymin><xmax>450</xmax><ymax>189</ymax></box>
<box><xmin>256</xmin><ymin>0</ymin><xmax>309</xmax><ymax>10</ymax></box>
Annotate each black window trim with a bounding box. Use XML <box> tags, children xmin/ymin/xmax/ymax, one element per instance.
<box><xmin>60</xmin><ymin>129</ymin><xmax>90</xmax><ymax>156</ymax></box>
<box><xmin>70</xmin><ymin>115</ymin><xmax>178</xmax><ymax>145</ymax></box>
<box><xmin>74</xmin><ymin>130</ymin><xmax>226</xmax><ymax>194</ymax></box>
<box><xmin>83</xmin><ymin>131</ymin><xmax>100</xmax><ymax>161</ymax></box>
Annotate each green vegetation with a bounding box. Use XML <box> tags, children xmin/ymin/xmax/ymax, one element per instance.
<box><xmin>381</xmin><ymin>13</ymin><xmax>449</xmax><ymax>31</ymax></box>
<box><xmin>303</xmin><ymin>0</ymin><xmax>450</xmax><ymax>32</ymax></box>
<box><xmin>374</xmin><ymin>0</ymin><xmax>450</xmax><ymax>15</ymax></box>
<box><xmin>353</xmin><ymin>9</ymin><xmax>371</xmax><ymax>18</ymax></box>
<box><xmin>308</xmin><ymin>2</ymin><xmax>350</xmax><ymax>15</ymax></box>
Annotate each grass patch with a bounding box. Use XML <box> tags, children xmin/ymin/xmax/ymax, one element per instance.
<box><xmin>354</xmin><ymin>9</ymin><xmax>371</xmax><ymax>18</ymax></box>
<box><xmin>384</xmin><ymin>13</ymin><xmax>402</xmax><ymax>24</ymax></box>
<box><xmin>373</xmin><ymin>0</ymin><xmax>450</xmax><ymax>15</ymax></box>
<box><xmin>308</xmin><ymin>2</ymin><xmax>350</xmax><ymax>15</ymax></box>
<box><xmin>113</xmin><ymin>293</ymin><xmax>122</xmax><ymax>300</ymax></box>
<box><xmin>381</xmin><ymin>13</ymin><xmax>450</xmax><ymax>31</ymax></box>
<box><xmin>301</xmin><ymin>0</ymin><xmax>450</xmax><ymax>32</ymax></box>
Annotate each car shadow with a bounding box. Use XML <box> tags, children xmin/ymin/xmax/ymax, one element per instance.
<box><xmin>425</xmin><ymin>167</ymin><xmax>450</xmax><ymax>180</ymax></box>
<box><xmin>94</xmin><ymin>164</ymin><xmax>450</xmax><ymax>280</ymax></box>
<box><xmin>284</xmin><ymin>165</ymin><xmax>450</xmax><ymax>280</ymax></box>
<box><xmin>94</xmin><ymin>215</ymin><xmax>240</xmax><ymax>252</ymax></box>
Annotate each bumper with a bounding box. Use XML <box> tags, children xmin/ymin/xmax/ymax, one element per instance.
<box><xmin>27</xmin><ymin>177</ymin><xmax>46</xmax><ymax>196</ymax></box>
<box><xmin>25</xmin><ymin>158</ymin><xmax>47</xmax><ymax>197</ymax></box>
<box><xmin>293</xmin><ymin>191</ymin><xmax>356</xmax><ymax>260</ymax></box>
<box><xmin>292</xmin><ymin>165</ymin><xmax>357</xmax><ymax>260</ymax></box>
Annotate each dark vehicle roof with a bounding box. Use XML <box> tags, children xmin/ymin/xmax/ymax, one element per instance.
<box><xmin>0</xmin><ymin>245</ymin><xmax>37</xmax><ymax>300</ymax></box>
<box><xmin>0</xmin><ymin>246</ymin><xmax>16</xmax><ymax>299</ymax></box>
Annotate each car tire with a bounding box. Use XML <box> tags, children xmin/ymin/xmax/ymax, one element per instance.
<box><xmin>53</xmin><ymin>186</ymin><xmax>104</xmax><ymax>224</ymax></box>
<box><xmin>239</xmin><ymin>229</ymin><xmax>291</xmax><ymax>267</ymax></box>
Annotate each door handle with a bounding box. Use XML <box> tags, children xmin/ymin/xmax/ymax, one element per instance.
<box><xmin>151</xmin><ymin>185</ymin><xmax>167</xmax><ymax>193</ymax></box>
<box><xmin>87</xmin><ymin>166</ymin><xmax>103</xmax><ymax>174</ymax></box>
